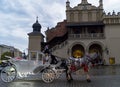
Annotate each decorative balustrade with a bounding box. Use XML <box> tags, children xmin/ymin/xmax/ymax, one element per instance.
<box><xmin>51</xmin><ymin>33</ymin><xmax>105</xmax><ymax>52</ymax></box>
<box><xmin>68</xmin><ymin>33</ymin><xmax>105</xmax><ymax>39</ymax></box>
<box><xmin>51</xmin><ymin>40</ymin><xmax>68</xmax><ymax>52</ymax></box>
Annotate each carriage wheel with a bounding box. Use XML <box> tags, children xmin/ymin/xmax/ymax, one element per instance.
<box><xmin>1</xmin><ymin>66</ymin><xmax>17</xmax><ymax>82</ymax></box>
<box><xmin>42</xmin><ymin>69</ymin><xmax>55</xmax><ymax>83</ymax></box>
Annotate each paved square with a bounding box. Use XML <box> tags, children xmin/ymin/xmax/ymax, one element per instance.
<box><xmin>1</xmin><ymin>66</ymin><xmax>120</xmax><ymax>87</ymax></box>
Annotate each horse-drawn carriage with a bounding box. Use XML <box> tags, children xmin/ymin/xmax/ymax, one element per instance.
<box><xmin>0</xmin><ymin>52</ymin><xmax>98</xmax><ymax>83</ymax></box>
<box><xmin>0</xmin><ymin>53</ymin><xmax>65</xmax><ymax>83</ymax></box>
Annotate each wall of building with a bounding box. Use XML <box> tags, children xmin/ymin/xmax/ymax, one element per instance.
<box><xmin>28</xmin><ymin>36</ymin><xmax>42</xmax><ymax>51</ymax></box>
<box><xmin>105</xmin><ymin>24</ymin><xmax>120</xmax><ymax>64</ymax></box>
<box><xmin>66</xmin><ymin>0</ymin><xmax>103</xmax><ymax>23</ymax></box>
<box><xmin>52</xmin><ymin>39</ymin><xmax>106</xmax><ymax>59</ymax></box>
<box><xmin>50</xmin><ymin>1</ymin><xmax>120</xmax><ymax>65</ymax></box>
<box><xmin>27</xmin><ymin>0</ymin><xmax>120</xmax><ymax>65</ymax></box>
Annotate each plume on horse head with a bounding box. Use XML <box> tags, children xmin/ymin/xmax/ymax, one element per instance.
<box><xmin>65</xmin><ymin>52</ymin><xmax>98</xmax><ymax>69</ymax></box>
<box><xmin>84</xmin><ymin>52</ymin><xmax>98</xmax><ymax>64</ymax></box>
<box><xmin>67</xmin><ymin>52</ymin><xmax>98</xmax><ymax>65</ymax></box>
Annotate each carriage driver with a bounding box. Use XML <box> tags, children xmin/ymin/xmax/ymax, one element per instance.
<box><xmin>43</xmin><ymin>45</ymin><xmax>58</xmax><ymax>65</ymax></box>
<box><xmin>42</xmin><ymin>45</ymin><xmax>50</xmax><ymax>64</ymax></box>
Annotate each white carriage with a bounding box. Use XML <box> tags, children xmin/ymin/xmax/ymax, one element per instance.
<box><xmin>0</xmin><ymin>53</ymin><xmax>65</xmax><ymax>83</ymax></box>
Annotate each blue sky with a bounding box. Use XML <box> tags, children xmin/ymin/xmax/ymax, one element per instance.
<box><xmin>0</xmin><ymin>0</ymin><xmax>120</xmax><ymax>53</ymax></box>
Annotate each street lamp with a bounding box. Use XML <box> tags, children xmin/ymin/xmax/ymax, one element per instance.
<box><xmin>10</xmin><ymin>48</ymin><xmax>14</xmax><ymax>58</ymax></box>
<box><xmin>105</xmin><ymin>47</ymin><xmax>109</xmax><ymax>55</ymax></box>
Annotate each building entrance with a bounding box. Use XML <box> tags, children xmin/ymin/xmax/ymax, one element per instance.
<box><xmin>89</xmin><ymin>44</ymin><xmax>103</xmax><ymax>64</ymax></box>
<box><xmin>71</xmin><ymin>44</ymin><xmax>85</xmax><ymax>58</ymax></box>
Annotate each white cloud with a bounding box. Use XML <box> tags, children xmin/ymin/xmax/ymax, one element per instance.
<box><xmin>0</xmin><ymin>28</ymin><xmax>10</xmax><ymax>37</ymax></box>
<box><xmin>0</xmin><ymin>0</ymin><xmax>120</xmax><ymax>52</ymax></box>
<box><xmin>103</xmin><ymin>0</ymin><xmax>120</xmax><ymax>12</ymax></box>
<box><xmin>10</xmin><ymin>28</ymin><xmax>28</xmax><ymax>39</ymax></box>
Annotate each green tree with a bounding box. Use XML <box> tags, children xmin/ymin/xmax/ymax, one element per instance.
<box><xmin>1</xmin><ymin>51</ymin><xmax>12</xmax><ymax>60</ymax></box>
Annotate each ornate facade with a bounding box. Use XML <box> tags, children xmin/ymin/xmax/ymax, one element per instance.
<box><xmin>28</xmin><ymin>0</ymin><xmax>120</xmax><ymax>65</ymax></box>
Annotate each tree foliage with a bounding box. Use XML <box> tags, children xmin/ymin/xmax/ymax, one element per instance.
<box><xmin>1</xmin><ymin>51</ymin><xmax>12</xmax><ymax>60</ymax></box>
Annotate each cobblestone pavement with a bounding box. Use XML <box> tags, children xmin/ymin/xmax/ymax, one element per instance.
<box><xmin>1</xmin><ymin>65</ymin><xmax>120</xmax><ymax>87</ymax></box>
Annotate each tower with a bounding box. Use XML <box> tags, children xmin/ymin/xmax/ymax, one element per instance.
<box><xmin>81</xmin><ymin>0</ymin><xmax>88</xmax><ymax>4</ymax></box>
<box><xmin>99</xmin><ymin>0</ymin><xmax>103</xmax><ymax>9</ymax></box>
<box><xmin>66</xmin><ymin>0</ymin><xmax>70</xmax><ymax>10</ymax></box>
<box><xmin>28</xmin><ymin>17</ymin><xmax>44</xmax><ymax>60</ymax></box>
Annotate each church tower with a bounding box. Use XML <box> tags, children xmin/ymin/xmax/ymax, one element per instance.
<box><xmin>28</xmin><ymin>17</ymin><xmax>44</xmax><ymax>60</ymax></box>
<box><xmin>99</xmin><ymin>0</ymin><xmax>103</xmax><ymax>9</ymax></box>
<box><xmin>81</xmin><ymin>0</ymin><xmax>88</xmax><ymax>4</ymax></box>
<box><xmin>66</xmin><ymin>0</ymin><xmax>70</xmax><ymax>10</ymax></box>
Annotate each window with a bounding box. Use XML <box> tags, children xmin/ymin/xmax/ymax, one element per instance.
<box><xmin>31</xmin><ymin>52</ymin><xmax>37</xmax><ymax>60</ymax></box>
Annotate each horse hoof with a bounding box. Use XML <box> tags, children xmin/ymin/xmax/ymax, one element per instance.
<box><xmin>87</xmin><ymin>79</ymin><xmax>91</xmax><ymax>83</ymax></box>
<box><xmin>67</xmin><ymin>78</ymin><xmax>73</xmax><ymax>83</ymax></box>
<box><xmin>67</xmin><ymin>79</ymin><xmax>72</xmax><ymax>83</ymax></box>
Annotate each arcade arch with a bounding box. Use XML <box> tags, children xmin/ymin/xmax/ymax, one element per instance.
<box><xmin>71</xmin><ymin>44</ymin><xmax>85</xmax><ymax>58</ymax></box>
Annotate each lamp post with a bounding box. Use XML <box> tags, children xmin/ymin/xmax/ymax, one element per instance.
<box><xmin>105</xmin><ymin>47</ymin><xmax>109</xmax><ymax>55</ymax></box>
<box><xmin>10</xmin><ymin>48</ymin><xmax>14</xmax><ymax>58</ymax></box>
<box><xmin>22</xmin><ymin>49</ymin><xmax>27</xmax><ymax>59</ymax></box>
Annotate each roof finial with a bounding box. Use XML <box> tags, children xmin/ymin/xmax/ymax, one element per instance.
<box><xmin>66</xmin><ymin>0</ymin><xmax>70</xmax><ymax>3</ymax></box>
<box><xmin>81</xmin><ymin>0</ymin><xmax>88</xmax><ymax>4</ymax></box>
<box><xmin>112</xmin><ymin>10</ymin><xmax>115</xmax><ymax>15</ymax></box>
<box><xmin>66</xmin><ymin>0</ymin><xmax>70</xmax><ymax>8</ymax></box>
<box><xmin>99</xmin><ymin>0</ymin><xmax>103</xmax><ymax>9</ymax></box>
<box><xmin>36</xmin><ymin>16</ymin><xmax>38</xmax><ymax>23</ymax></box>
<box><xmin>47</xmin><ymin>27</ymin><xmax>49</xmax><ymax>30</ymax></box>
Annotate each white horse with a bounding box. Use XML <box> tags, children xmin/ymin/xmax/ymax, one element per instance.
<box><xmin>65</xmin><ymin>52</ymin><xmax>98</xmax><ymax>82</ymax></box>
